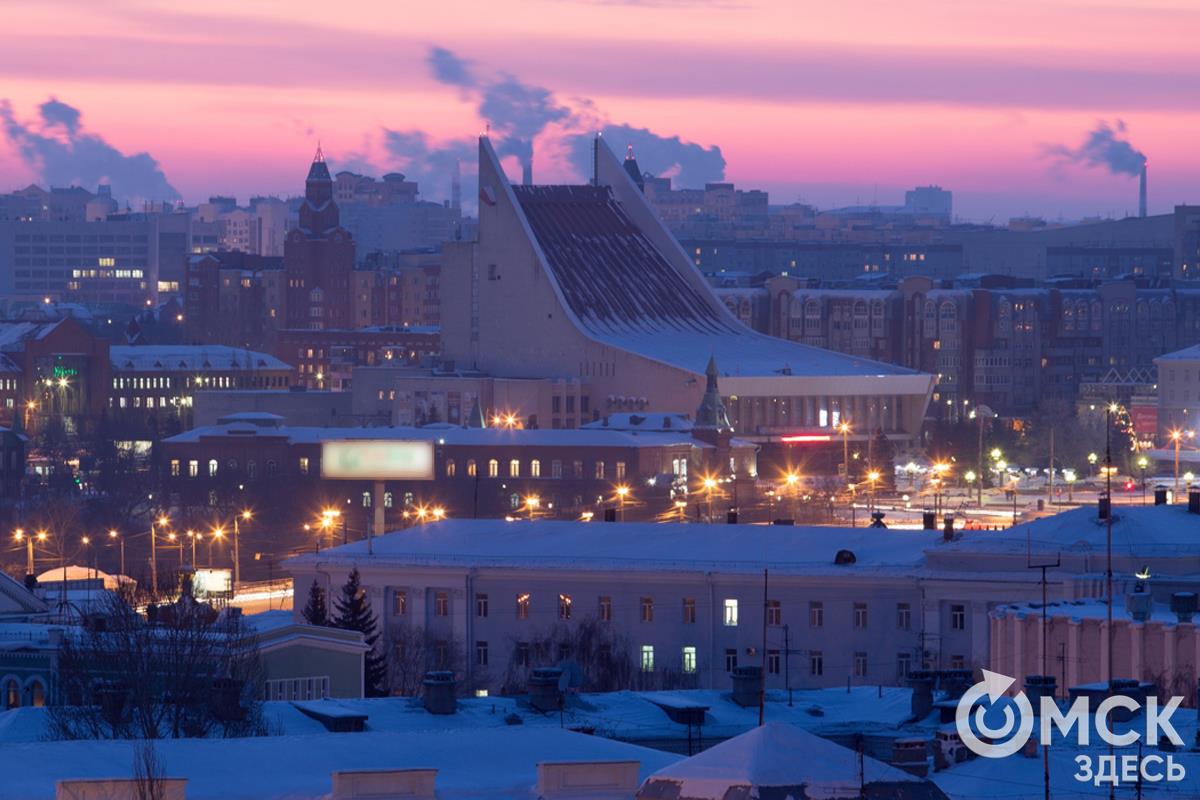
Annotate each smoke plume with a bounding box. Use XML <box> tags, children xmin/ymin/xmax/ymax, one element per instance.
<box><xmin>377</xmin><ymin>130</ymin><xmax>475</xmax><ymax>205</ymax></box>
<box><xmin>1047</xmin><ymin>120</ymin><xmax>1146</xmax><ymax>176</ymax></box>
<box><xmin>566</xmin><ymin>123</ymin><xmax>725</xmax><ymax>188</ymax></box>
<box><xmin>0</xmin><ymin>97</ymin><xmax>180</xmax><ymax>204</ymax></box>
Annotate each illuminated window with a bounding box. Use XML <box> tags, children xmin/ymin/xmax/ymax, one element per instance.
<box><xmin>488</xmin><ymin>459</ymin><xmax>499</xmax><ymax>478</ymax></box>
<box><xmin>530</xmin><ymin>459</ymin><xmax>541</xmax><ymax>478</ymax></box>
<box><xmin>298</xmin><ymin>457</ymin><xmax>309</xmax><ymax>475</ymax></box>
<box><xmin>723</xmin><ymin>599</ymin><xmax>738</xmax><ymax>627</ymax></box>
<box><xmin>208</xmin><ymin>459</ymin><xmax>218</xmax><ymax>477</ymax></box>
<box><xmin>466</xmin><ymin>459</ymin><xmax>476</xmax><ymax>477</ymax></box>
<box><xmin>188</xmin><ymin>460</ymin><xmax>199</xmax><ymax>478</ymax></box>
<box><xmin>640</xmin><ymin>645</ymin><xmax>655</xmax><ymax>673</ymax></box>
<box><xmin>98</xmin><ymin>257</ymin><xmax>115</xmax><ymax>267</ymax></box>
<box><xmin>170</xmin><ymin>460</ymin><xmax>180</xmax><ymax>477</ymax></box>
<box><xmin>509</xmin><ymin>459</ymin><xmax>520</xmax><ymax>478</ymax></box>
<box><xmin>446</xmin><ymin>459</ymin><xmax>456</xmax><ymax>477</ymax></box>
<box><xmin>682</xmin><ymin>646</ymin><xmax>697</xmax><ymax>674</ymax></box>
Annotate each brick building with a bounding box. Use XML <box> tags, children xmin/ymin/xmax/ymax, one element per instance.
<box><xmin>284</xmin><ymin>149</ymin><xmax>354</xmax><ymax>330</ymax></box>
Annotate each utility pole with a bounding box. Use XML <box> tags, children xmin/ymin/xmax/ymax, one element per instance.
<box><xmin>1048</xmin><ymin>428</ymin><xmax>1055</xmax><ymax>506</ymax></box>
<box><xmin>1028</xmin><ymin>537</ymin><xmax>1060</xmax><ymax>800</ymax></box>
<box><xmin>1105</xmin><ymin>404</ymin><xmax>1116</xmax><ymax>800</ymax></box>
<box><xmin>759</xmin><ymin>567</ymin><xmax>768</xmax><ymax>727</ymax></box>
<box><xmin>150</xmin><ymin>518</ymin><xmax>159</xmax><ymax>596</ymax></box>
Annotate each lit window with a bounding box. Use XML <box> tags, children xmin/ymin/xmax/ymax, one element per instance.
<box><xmin>188</xmin><ymin>460</ymin><xmax>199</xmax><ymax>478</ymax></box>
<box><xmin>640</xmin><ymin>645</ymin><xmax>655</xmax><ymax>673</ymax></box>
<box><xmin>530</xmin><ymin>459</ymin><xmax>541</xmax><ymax>478</ymax></box>
<box><xmin>208</xmin><ymin>459</ymin><xmax>218</xmax><ymax>477</ymax></box>
<box><xmin>298</xmin><ymin>457</ymin><xmax>309</xmax><ymax>475</ymax></box>
<box><xmin>466</xmin><ymin>459</ymin><xmax>477</xmax><ymax>477</ymax></box>
<box><xmin>488</xmin><ymin>459</ymin><xmax>499</xmax><ymax>478</ymax></box>
<box><xmin>682</xmin><ymin>646</ymin><xmax>697</xmax><ymax>674</ymax></box>
<box><xmin>170</xmin><ymin>459</ymin><xmax>180</xmax><ymax>477</ymax></box>
<box><xmin>723</xmin><ymin>598</ymin><xmax>738</xmax><ymax>627</ymax></box>
<box><xmin>509</xmin><ymin>459</ymin><xmax>520</xmax><ymax>478</ymax></box>
<box><xmin>446</xmin><ymin>459</ymin><xmax>456</xmax><ymax>478</ymax></box>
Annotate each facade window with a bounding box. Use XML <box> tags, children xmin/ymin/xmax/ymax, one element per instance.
<box><xmin>640</xmin><ymin>645</ymin><xmax>655</xmax><ymax>673</ymax></box>
<box><xmin>393</xmin><ymin>591</ymin><xmax>407</xmax><ymax>616</ymax></box>
<box><xmin>170</xmin><ymin>459</ymin><xmax>180</xmax><ymax>477</ymax></box>
<box><xmin>951</xmin><ymin>604</ymin><xmax>966</xmax><ymax>630</ymax></box>
<box><xmin>897</xmin><ymin>653</ymin><xmax>912</xmax><ymax>679</ymax></box>
<box><xmin>475</xmin><ymin>640</ymin><xmax>488</xmax><ymax>667</ymax></box>
<box><xmin>724</xmin><ymin>648</ymin><xmax>738</xmax><ymax>672</ymax></box>
<box><xmin>853</xmin><ymin>602</ymin><xmax>868</xmax><ymax>629</ymax></box>
<box><xmin>809</xmin><ymin>601</ymin><xmax>823</xmax><ymax>628</ymax></box>
<box><xmin>488</xmin><ymin>459</ymin><xmax>499</xmax><ymax>478</ymax></box>
<box><xmin>615</xmin><ymin>461</ymin><xmax>626</xmax><ymax>480</ymax></box>
<box><xmin>466</xmin><ymin>459</ymin><xmax>476</xmax><ymax>477</ymax></box>
<box><xmin>640</xmin><ymin>596</ymin><xmax>653</xmax><ymax>622</ymax></box>
<box><xmin>516</xmin><ymin>593</ymin><xmax>531</xmax><ymax>620</ymax></box>
<box><xmin>516</xmin><ymin>642</ymin><xmax>530</xmax><ymax>667</ymax></box>
<box><xmin>594</xmin><ymin>461</ymin><xmax>605</xmax><ymax>480</ymax></box>
<box><xmin>598</xmin><ymin>596</ymin><xmax>612</xmax><ymax>622</ymax></box>
<box><xmin>682</xmin><ymin>646</ymin><xmax>697</xmax><ymax>674</ymax></box>
<box><xmin>298</xmin><ymin>457</ymin><xmax>309</xmax><ymax>475</ymax></box>
<box><xmin>810</xmin><ymin>650</ymin><xmax>824</xmax><ymax>676</ymax></box>
<box><xmin>188</xmin><ymin>460</ymin><xmax>199</xmax><ymax>478</ymax></box>
<box><xmin>854</xmin><ymin>651</ymin><xmax>868</xmax><ymax>678</ymax></box>
<box><xmin>509</xmin><ymin>459</ymin><xmax>520</xmax><ymax>478</ymax></box>
<box><xmin>723</xmin><ymin>598</ymin><xmax>739</xmax><ymax>627</ymax></box>
<box><xmin>446</xmin><ymin>459</ymin><xmax>456</xmax><ymax>478</ymax></box>
<box><xmin>434</xmin><ymin>591</ymin><xmax>449</xmax><ymax>616</ymax></box>
<box><xmin>897</xmin><ymin>603</ymin><xmax>911</xmax><ymax>630</ymax></box>
<box><xmin>361</xmin><ymin>491</ymin><xmax>371</xmax><ymax>507</ymax></box>
<box><xmin>246</xmin><ymin>460</ymin><xmax>256</xmax><ymax>479</ymax></box>
<box><xmin>551</xmin><ymin>460</ymin><xmax>562</xmax><ymax>478</ymax></box>
<box><xmin>767</xmin><ymin>649</ymin><xmax>781</xmax><ymax>675</ymax></box>
<box><xmin>766</xmin><ymin>599</ymin><xmax>781</xmax><ymax>626</ymax></box>
<box><xmin>475</xmin><ymin>593</ymin><xmax>488</xmax><ymax>618</ymax></box>
<box><xmin>384</xmin><ymin>492</ymin><xmax>393</xmax><ymax>509</ymax></box>
<box><xmin>949</xmin><ymin>654</ymin><xmax>966</xmax><ymax>670</ymax></box>
<box><xmin>573</xmin><ymin>460</ymin><xmax>583</xmax><ymax>478</ymax></box>
<box><xmin>682</xmin><ymin>597</ymin><xmax>696</xmax><ymax>624</ymax></box>
<box><xmin>530</xmin><ymin>459</ymin><xmax>541</xmax><ymax>478</ymax></box>
<box><xmin>558</xmin><ymin>593</ymin><xmax>572</xmax><ymax>620</ymax></box>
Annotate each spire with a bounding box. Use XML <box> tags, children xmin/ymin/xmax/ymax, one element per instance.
<box><xmin>314</xmin><ymin>141</ymin><xmax>325</xmax><ymax>163</ymax></box>
<box><xmin>623</xmin><ymin>143</ymin><xmax>645</xmax><ymax>191</ymax></box>
<box><xmin>694</xmin><ymin>356</ymin><xmax>731</xmax><ymax>431</ymax></box>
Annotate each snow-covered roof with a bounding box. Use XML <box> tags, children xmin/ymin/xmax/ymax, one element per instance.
<box><xmin>583</xmin><ymin>413</ymin><xmax>694</xmax><ymax>432</ymax></box>
<box><xmin>1156</xmin><ymin>342</ymin><xmax>1200</xmax><ymax>362</ymax></box>
<box><xmin>639</xmin><ymin>722</ymin><xmax>932</xmax><ymax>799</ymax></box>
<box><xmin>0</xmin><ymin>320</ymin><xmax>62</xmax><ymax>351</ymax></box>
<box><xmin>0</xmin><ymin>727</ymin><xmax>677</xmax><ymax>800</ymax></box>
<box><xmin>109</xmin><ymin>345</ymin><xmax>291</xmax><ymax>372</ymax></box>
<box><xmin>165</xmin><ymin>422</ymin><xmax>703</xmax><ymax>450</ymax></box>
<box><xmin>287</xmin><ymin>518</ymin><xmax>941</xmax><ymax>576</ymax></box>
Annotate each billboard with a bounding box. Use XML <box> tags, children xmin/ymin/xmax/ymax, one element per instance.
<box><xmin>321</xmin><ymin>440</ymin><xmax>435</xmax><ymax>480</ymax></box>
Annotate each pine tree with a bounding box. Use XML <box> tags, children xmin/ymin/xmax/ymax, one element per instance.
<box><xmin>333</xmin><ymin>568</ymin><xmax>388</xmax><ymax>696</ymax></box>
<box><xmin>301</xmin><ymin>580</ymin><xmax>328</xmax><ymax>626</ymax></box>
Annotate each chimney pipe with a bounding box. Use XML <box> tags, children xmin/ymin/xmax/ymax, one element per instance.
<box><xmin>522</xmin><ymin>158</ymin><xmax>533</xmax><ymax>187</ymax></box>
<box><xmin>1139</xmin><ymin>164</ymin><xmax>1147</xmax><ymax>218</ymax></box>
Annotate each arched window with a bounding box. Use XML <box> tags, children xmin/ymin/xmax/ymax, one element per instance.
<box><xmin>508</xmin><ymin>459</ymin><xmax>520</xmax><ymax>478</ymax></box>
<box><xmin>27</xmin><ymin>679</ymin><xmax>44</xmax><ymax>708</ymax></box>
<box><xmin>467</xmin><ymin>459</ymin><xmax>477</xmax><ymax>477</ymax></box>
<box><xmin>246</xmin><ymin>460</ymin><xmax>257</xmax><ymax>480</ymax></box>
<box><xmin>446</xmin><ymin>459</ymin><xmax>456</xmax><ymax>477</ymax></box>
<box><xmin>530</xmin><ymin>459</ymin><xmax>541</xmax><ymax>478</ymax></box>
<box><xmin>488</xmin><ymin>459</ymin><xmax>499</xmax><ymax>478</ymax></box>
<box><xmin>4</xmin><ymin>678</ymin><xmax>19</xmax><ymax>709</ymax></box>
<box><xmin>265</xmin><ymin>460</ymin><xmax>278</xmax><ymax>476</ymax></box>
<box><xmin>384</xmin><ymin>492</ymin><xmax>394</xmax><ymax>508</ymax></box>
<box><xmin>362</xmin><ymin>491</ymin><xmax>372</xmax><ymax>507</ymax></box>
<box><xmin>207</xmin><ymin>459</ymin><xmax>218</xmax><ymax>478</ymax></box>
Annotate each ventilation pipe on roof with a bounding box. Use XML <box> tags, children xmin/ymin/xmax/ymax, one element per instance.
<box><xmin>1154</xmin><ymin>486</ymin><xmax>1168</xmax><ymax>506</ymax></box>
<box><xmin>1189</xmin><ymin>487</ymin><xmax>1200</xmax><ymax>515</ymax></box>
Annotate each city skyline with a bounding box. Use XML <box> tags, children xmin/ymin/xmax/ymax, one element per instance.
<box><xmin>2</xmin><ymin>0</ymin><xmax>1198</xmax><ymax>220</ymax></box>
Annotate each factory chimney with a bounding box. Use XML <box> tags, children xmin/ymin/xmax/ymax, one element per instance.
<box><xmin>522</xmin><ymin>156</ymin><xmax>533</xmax><ymax>187</ymax></box>
<box><xmin>1139</xmin><ymin>163</ymin><xmax>1147</xmax><ymax>218</ymax></box>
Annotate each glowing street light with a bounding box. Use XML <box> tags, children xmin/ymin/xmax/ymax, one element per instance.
<box><xmin>615</xmin><ymin>484</ymin><xmax>630</xmax><ymax>521</ymax></box>
<box><xmin>232</xmin><ymin>509</ymin><xmax>251</xmax><ymax>588</ymax></box>
<box><xmin>524</xmin><ymin>495</ymin><xmax>540</xmax><ymax>521</ymax></box>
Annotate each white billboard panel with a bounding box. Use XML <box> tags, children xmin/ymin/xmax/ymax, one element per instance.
<box><xmin>321</xmin><ymin>440</ymin><xmax>435</xmax><ymax>480</ymax></box>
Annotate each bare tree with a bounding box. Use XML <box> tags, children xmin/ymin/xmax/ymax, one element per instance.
<box><xmin>501</xmin><ymin>616</ymin><xmax>633</xmax><ymax>694</ymax></box>
<box><xmin>386</xmin><ymin>625</ymin><xmax>465</xmax><ymax>696</ymax></box>
<box><xmin>48</xmin><ymin>583</ymin><xmax>266</xmax><ymax>740</ymax></box>
<box><xmin>133</xmin><ymin>740</ymin><xmax>167</xmax><ymax>800</ymax></box>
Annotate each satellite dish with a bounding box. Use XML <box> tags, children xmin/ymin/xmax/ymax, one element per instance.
<box><xmin>557</xmin><ymin>660</ymin><xmax>584</xmax><ymax>693</ymax></box>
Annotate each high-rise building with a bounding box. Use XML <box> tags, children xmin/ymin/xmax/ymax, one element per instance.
<box><xmin>284</xmin><ymin>148</ymin><xmax>354</xmax><ymax>330</ymax></box>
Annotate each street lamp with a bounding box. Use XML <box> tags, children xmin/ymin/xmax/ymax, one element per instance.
<box><xmin>232</xmin><ymin>509</ymin><xmax>251</xmax><ymax>588</ymax></box>
<box><xmin>150</xmin><ymin>514</ymin><xmax>170</xmax><ymax>596</ymax></box>
<box><xmin>615</xmin><ymin>485</ymin><xmax>630</xmax><ymax>521</ymax></box>
<box><xmin>1063</xmin><ymin>469</ymin><xmax>1077</xmax><ymax>503</ymax></box>
<box><xmin>524</xmin><ymin>495</ymin><xmax>540</xmax><ymax>521</ymax></box>
<box><xmin>108</xmin><ymin>529</ymin><xmax>124</xmax><ymax>577</ymax></box>
<box><xmin>866</xmin><ymin>470</ymin><xmax>881</xmax><ymax>514</ymax></box>
<box><xmin>186</xmin><ymin>529</ymin><xmax>199</xmax><ymax>566</ymax></box>
<box><xmin>674</xmin><ymin>499</ymin><xmax>687</xmax><ymax>523</ymax></box>
<box><xmin>210</xmin><ymin>525</ymin><xmax>225</xmax><ymax>568</ymax></box>
<box><xmin>1136</xmin><ymin>456</ymin><xmax>1149</xmax><ymax>505</ymax></box>
<box><xmin>702</xmin><ymin>476</ymin><xmax>717</xmax><ymax>521</ymax></box>
<box><xmin>838</xmin><ymin>421</ymin><xmax>852</xmax><ymax>485</ymax></box>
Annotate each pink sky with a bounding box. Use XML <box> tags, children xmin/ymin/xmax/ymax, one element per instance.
<box><xmin>2</xmin><ymin>0</ymin><xmax>1198</xmax><ymax>219</ymax></box>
